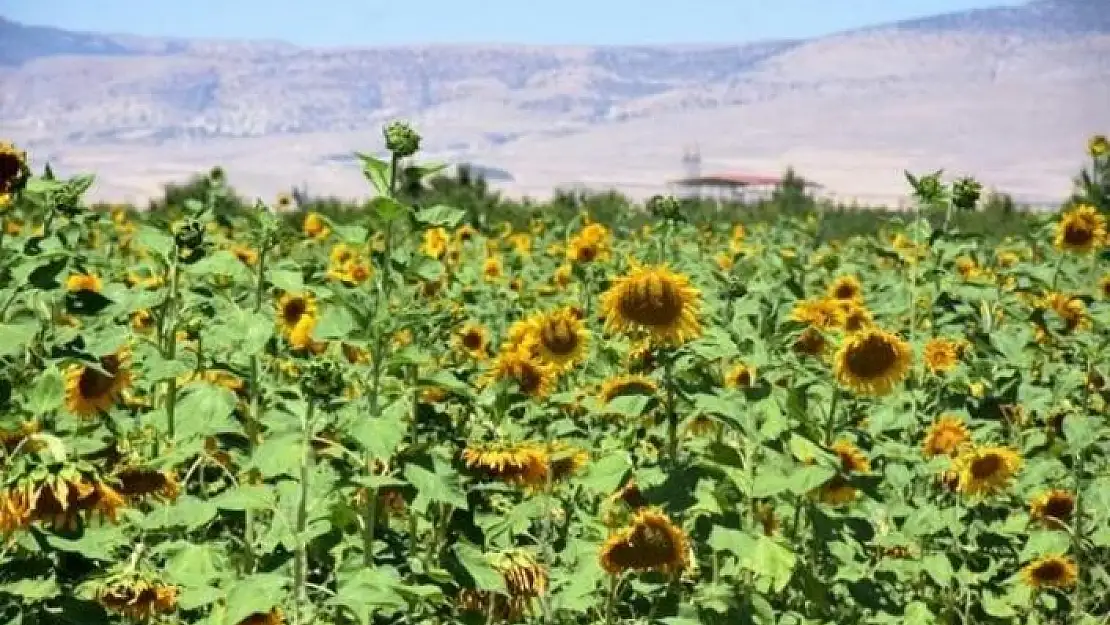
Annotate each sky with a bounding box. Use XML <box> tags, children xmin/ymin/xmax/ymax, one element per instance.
<box><xmin>0</xmin><ymin>0</ymin><xmax>1021</xmax><ymax>46</ymax></box>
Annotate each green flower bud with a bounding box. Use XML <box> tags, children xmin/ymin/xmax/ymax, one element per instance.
<box><xmin>383</xmin><ymin>121</ymin><xmax>421</xmax><ymax>158</ymax></box>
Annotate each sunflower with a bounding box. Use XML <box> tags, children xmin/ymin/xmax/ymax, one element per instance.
<box><xmin>833</xmin><ymin>328</ymin><xmax>912</xmax><ymax>396</ymax></box>
<box><xmin>0</xmin><ymin>141</ymin><xmax>30</xmax><ymax>196</ymax></box>
<box><xmin>492</xmin><ymin>549</ymin><xmax>549</xmax><ymax>599</ymax></box>
<box><xmin>276</xmin><ymin>292</ymin><xmax>318</xmax><ymax>349</ymax></box>
<box><xmin>1054</xmin><ymin>204</ymin><xmax>1106</xmax><ymax>253</ymax></box>
<box><xmin>827</xmin><ymin>275</ymin><xmax>863</xmax><ymax>302</ymax></box>
<box><xmin>483</xmin><ymin>255</ymin><xmax>504</xmax><ymax>282</ymax></box>
<box><xmin>923</xmin><ymin>338</ymin><xmax>966</xmax><ymax>374</ymax></box>
<box><xmin>921</xmin><ymin>414</ymin><xmax>970</xmax><ymax>458</ymax></box>
<box><xmin>527</xmin><ymin>307</ymin><xmax>589</xmax><ymax>372</ymax></box>
<box><xmin>230</xmin><ymin>244</ymin><xmax>258</xmax><ymax>265</ymax></box>
<box><xmin>302</xmin><ymin>212</ymin><xmax>330</xmax><ymax>240</ymax></box>
<box><xmin>456</xmin><ymin>590</ymin><xmax>530</xmax><ymax>623</ymax></box>
<box><xmin>598</xmin><ymin>374</ymin><xmax>658</xmax><ymax>405</ymax></box>
<box><xmin>600</xmin><ymin>264</ymin><xmax>701</xmax><ymax>346</ymax></box>
<box><xmin>1099</xmin><ymin>275</ymin><xmax>1110</xmax><ymax>299</ymax></box>
<box><xmin>421</xmin><ymin>227</ymin><xmax>449</xmax><ymax>259</ymax></box>
<box><xmin>817</xmin><ymin>440</ymin><xmax>870</xmax><ymax>506</ymax></box>
<box><xmin>566</xmin><ymin>222</ymin><xmax>611</xmax><ymax>264</ymax></box>
<box><xmin>684</xmin><ymin>414</ymin><xmax>720</xmax><ymax>438</ymax></box>
<box><xmin>790</xmin><ymin>297</ymin><xmax>841</xmax><ymax>330</ymax></box>
<box><xmin>952</xmin><ymin>445</ymin><xmax>1022</xmax><ymax>498</ymax></box>
<box><xmin>65</xmin><ymin>272</ymin><xmax>103</xmax><ymax>294</ymax></box>
<box><xmin>462</xmin><ymin>442</ymin><xmax>549</xmax><ymax>488</ymax></box>
<box><xmin>454</xmin><ymin>224</ymin><xmax>479</xmax><ymax>243</ymax></box>
<box><xmin>599</xmin><ymin>508</ymin><xmax>691</xmax><ymax>575</ymax></box>
<box><xmin>1020</xmin><ymin>555</ymin><xmax>1078</xmax><ymax>590</ymax></box>
<box><xmin>454</xmin><ymin>322</ymin><xmax>491</xmax><ymax>360</ymax></box>
<box><xmin>130</xmin><ymin>309</ymin><xmax>156</xmax><ymax>334</ymax></box>
<box><xmin>1089</xmin><ymin>134</ymin><xmax>1109</xmax><ymax>158</ymax></box>
<box><xmin>326</xmin><ymin>245</ymin><xmax>372</xmax><ymax>286</ymax></box>
<box><xmin>793</xmin><ymin>327</ymin><xmax>826</xmax><ymax>356</ymax></box>
<box><xmin>113</xmin><ymin>467</ymin><xmax>180</xmax><ymax>502</ymax></box>
<box><xmin>483</xmin><ymin>346</ymin><xmax>556</xmax><ymax>398</ymax></box>
<box><xmin>1042</xmin><ymin>292</ymin><xmax>1089</xmax><ymax>333</ymax></box>
<box><xmin>1029</xmin><ymin>490</ymin><xmax>1075</xmax><ymax>529</ymax></box>
<box><xmin>723</xmin><ymin>363</ymin><xmax>756</xmax><ymax>389</ymax></box>
<box><xmin>754</xmin><ymin>502</ymin><xmax>779</xmax><ymax>536</ymax></box>
<box><xmin>237</xmin><ymin>608</ymin><xmax>285</xmax><ymax>625</ymax></box>
<box><xmin>65</xmin><ymin>349</ymin><xmax>132</xmax><ymax>418</ymax></box>
<box><xmin>507</xmin><ymin>233</ymin><xmax>532</xmax><ymax>256</ymax></box>
<box><xmin>97</xmin><ymin>579</ymin><xmax>178</xmax><ymax>621</ymax></box>
<box><xmin>552</xmin><ymin>264</ymin><xmax>572</xmax><ymax>288</ymax></box>
<box><xmin>834</xmin><ymin>300</ymin><xmax>873</xmax><ymax>332</ymax></box>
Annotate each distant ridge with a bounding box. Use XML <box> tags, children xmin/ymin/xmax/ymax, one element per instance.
<box><xmin>879</xmin><ymin>0</ymin><xmax>1110</xmax><ymax>35</ymax></box>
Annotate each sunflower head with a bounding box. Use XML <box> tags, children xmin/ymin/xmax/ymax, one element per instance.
<box><xmin>490</xmin><ymin>549</ymin><xmax>549</xmax><ymax>598</ymax></box>
<box><xmin>462</xmin><ymin>442</ymin><xmax>549</xmax><ymax>489</ymax></box>
<box><xmin>790</xmin><ymin>297</ymin><xmax>841</xmax><ymax>330</ymax></box>
<box><xmin>723</xmin><ymin>363</ymin><xmax>756</xmax><ymax>389</ymax></box>
<box><xmin>923</xmin><ymin>337</ymin><xmax>966</xmax><ymax>374</ymax></box>
<box><xmin>528</xmin><ymin>307</ymin><xmax>589</xmax><ymax>372</ymax></box>
<box><xmin>1029</xmin><ymin>489</ymin><xmax>1075</xmax><ymax>529</ymax></box>
<box><xmin>483</xmin><ymin>255</ymin><xmax>504</xmax><ymax>281</ymax></box>
<box><xmin>455</xmin><ymin>322</ymin><xmax>490</xmax><ymax>360</ymax></box>
<box><xmin>96</xmin><ymin>577</ymin><xmax>178</xmax><ymax>621</ymax></box>
<box><xmin>236</xmin><ymin>608</ymin><xmax>285</xmax><ymax>625</ymax></box>
<box><xmin>65</xmin><ymin>349</ymin><xmax>132</xmax><ymax>418</ymax></box>
<box><xmin>827</xmin><ymin>275</ymin><xmax>863</xmax><ymax>302</ymax></box>
<box><xmin>66</xmin><ymin>273</ymin><xmax>103</xmax><ymax>294</ymax></box>
<box><xmin>1089</xmin><ymin>134</ymin><xmax>1109</xmax><ymax>158</ymax></box>
<box><xmin>834</xmin><ymin>300</ymin><xmax>873</xmax><ymax>333</ymax></box>
<box><xmin>1021</xmin><ymin>555</ymin><xmax>1078</xmax><ymax>590</ymax></box>
<box><xmin>1054</xmin><ymin>204</ymin><xmax>1106</xmax><ymax>254</ymax></box>
<box><xmin>483</xmin><ymin>345</ymin><xmax>556</xmax><ymax>398</ymax></box>
<box><xmin>598</xmin><ymin>374</ymin><xmax>658</xmax><ymax>405</ymax></box>
<box><xmin>0</xmin><ymin>141</ymin><xmax>30</xmax><ymax>196</ymax></box>
<box><xmin>422</xmin><ymin>227</ymin><xmax>450</xmax><ymax>259</ymax></box>
<box><xmin>599</xmin><ymin>508</ymin><xmax>691</xmax><ymax>575</ymax></box>
<box><xmin>793</xmin><ymin>327</ymin><xmax>827</xmax><ymax>356</ymax></box>
<box><xmin>566</xmin><ymin>223</ymin><xmax>611</xmax><ymax>264</ymax></box>
<box><xmin>600</xmin><ymin>265</ymin><xmax>701</xmax><ymax>346</ymax></box>
<box><xmin>952</xmin><ymin>445</ymin><xmax>1022</xmax><ymax>498</ymax></box>
<box><xmin>302</xmin><ymin>212</ymin><xmax>330</xmax><ymax>240</ymax></box>
<box><xmin>833</xmin><ymin>328</ymin><xmax>912</xmax><ymax>396</ymax></box>
<box><xmin>922</xmin><ymin>414</ymin><xmax>970</xmax><ymax>458</ymax></box>
<box><xmin>277</xmin><ymin>292</ymin><xmax>317</xmax><ymax>333</ymax></box>
<box><xmin>831</xmin><ymin>439</ymin><xmax>870</xmax><ymax>473</ymax></box>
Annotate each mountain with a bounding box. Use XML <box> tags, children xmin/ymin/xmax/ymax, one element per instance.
<box><xmin>0</xmin><ymin>0</ymin><xmax>1107</xmax><ymax>205</ymax></box>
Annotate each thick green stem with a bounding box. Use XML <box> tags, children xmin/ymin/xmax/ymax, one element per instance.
<box><xmin>293</xmin><ymin>400</ymin><xmax>315</xmax><ymax>625</ymax></box>
<box><xmin>163</xmin><ymin>258</ymin><xmax>181</xmax><ymax>442</ymax></box>
<box><xmin>244</xmin><ymin>243</ymin><xmax>269</xmax><ymax>572</ymax></box>
<box><xmin>664</xmin><ymin>355</ymin><xmax>679</xmax><ymax>465</ymax></box>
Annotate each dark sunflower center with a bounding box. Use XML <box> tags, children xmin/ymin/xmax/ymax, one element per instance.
<box><xmin>969</xmin><ymin>454</ymin><xmax>1003</xmax><ymax>479</ymax></box>
<box><xmin>794</xmin><ymin>328</ymin><xmax>825</xmax><ymax>355</ymax></box>
<box><xmin>735</xmin><ymin>370</ymin><xmax>752</xmax><ymax>387</ymax></box>
<box><xmin>1033</xmin><ymin>561</ymin><xmax>1065</xmax><ymax>582</ymax></box>
<box><xmin>0</xmin><ymin>153</ymin><xmax>21</xmax><ymax>191</ymax></box>
<box><xmin>540</xmin><ymin>320</ymin><xmax>577</xmax><ymax>355</ymax></box>
<box><xmin>844</xmin><ymin>335</ymin><xmax>898</xmax><ymax>378</ymax></box>
<box><xmin>79</xmin><ymin>367</ymin><xmax>117</xmax><ymax>399</ymax></box>
<box><xmin>282</xmin><ymin>299</ymin><xmax>307</xmax><ymax>324</ymax></box>
<box><xmin>1064</xmin><ymin>222</ymin><xmax>1094</xmax><ymax>246</ymax></box>
<box><xmin>834</xmin><ymin>284</ymin><xmax>856</xmax><ymax>299</ymax></box>
<box><xmin>1045</xmin><ymin>496</ymin><xmax>1074</xmax><ymax>520</ymax></box>
<box><xmin>514</xmin><ymin>362</ymin><xmax>542</xmax><ymax>394</ymax></box>
<box><xmin>578</xmin><ymin>244</ymin><xmax>598</xmax><ymax>262</ymax></box>
<box><xmin>116</xmin><ymin>469</ymin><xmax>167</xmax><ymax>496</ymax></box>
<box><xmin>618</xmin><ymin>277</ymin><xmax>684</xmax><ymax>327</ymax></box>
<box><xmin>462</xmin><ymin>330</ymin><xmax>484</xmax><ymax>350</ymax></box>
<box><xmin>607</xmin><ymin>382</ymin><xmax>654</xmax><ymax>401</ymax></box>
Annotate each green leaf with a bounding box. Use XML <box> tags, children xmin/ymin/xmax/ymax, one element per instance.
<box><xmin>904</xmin><ymin>601</ymin><xmax>938</xmax><ymax>625</ymax></box>
<box><xmin>212</xmin><ymin>485</ymin><xmax>276</xmax><ymax>511</ymax></box>
<box><xmin>415</xmin><ymin>205</ymin><xmax>466</xmax><ymax>228</ymax></box>
<box><xmin>405</xmin><ymin>463</ymin><xmax>467</xmax><ymax>513</ymax></box>
<box><xmin>578</xmin><ymin>453</ymin><xmax>631</xmax><ymax>494</ymax></box>
<box><xmin>134</xmin><ymin>225</ymin><xmax>174</xmax><ymax>258</ymax></box>
<box><xmin>785</xmin><ymin>465</ymin><xmax>836</xmax><ymax>495</ymax></box>
<box><xmin>163</xmin><ymin>543</ymin><xmax>225</xmax><ymax>590</ymax></box>
<box><xmin>0</xmin><ymin>323</ymin><xmax>38</xmax><ymax>356</ymax></box>
<box><xmin>1019</xmin><ymin>530</ymin><xmax>1072</xmax><ymax>560</ymax></box>
<box><xmin>44</xmin><ymin>526</ymin><xmax>126</xmax><ymax>560</ymax></box>
<box><xmin>981</xmin><ymin>591</ymin><xmax>1017</xmax><ymax>618</ymax></box>
<box><xmin>919</xmin><ymin>553</ymin><xmax>953</xmax><ymax>587</ymax></box>
<box><xmin>222</xmin><ymin>574</ymin><xmax>288</xmax><ymax>625</ymax></box>
<box><xmin>173</xmin><ymin>384</ymin><xmax>240</xmax><ymax>441</ymax></box>
<box><xmin>250</xmin><ymin>432</ymin><xmax>303</xmax><ymax>479</ymax></box>
<box><xmin>313</xmin><ymin>306</ymin><xmax>354</xmax><ymax>341</ymax></box>
<box><xmin>142</xmin><ymin>495</ymin><xmax>217</xmax><ymax>531</ymax></box>
<box><xmin>141</xmin><ymin>353</ymin><xmax>192</xmax><ymax>383</ymax></box>
<box><xmin>25</xmin><ymin>367</ymin><xmax>64</xmax><ymax>414</ymax></box>
<box><xmin>268</xmin><ymin>269</ymin><xmax>304</xmax><ymax>293</ymax></box>
<box><xmin>185</xmin><ymin>251</ymin><xmax>251</xmax><ymax>282</ymax></box>
<box><xmin>348</xmin><ymin>406</ymin><xmax>407</xmax><ymax>460</ymax></box>
<box><xmin>603</xmin><ymin>394</ymin><xmax>651</xmax><ymax>418</ymax></box>
<box><xmin>452</xmin><ymin>542</ymin><xmax>506</xmax><ymax>592</ymax></box>
<box><xmin>742</xmin><ymin>536</ymin><xmax>796</xmax><ymax>593</ymax></box>
<box><xmin>356</xmin><ymin>152</ymin><xmax>392</xmax><ymax>197</ymax></box>
<box><xmin>1062</xmin><ymin>414</ymin><xmax>1098</xmax><ymax>451</ymax></box>
<box><xmin>0</xmin><ymin>576</ymin><xmax>60</xmax><ymax>601</ymax></box>
<box><xmin>370</xmin><ymin>196</ymin><xmax>406</xmax><ymax>223</ymax></box>
<box><xmin>707</xmin><ymin>526</ymin><xmax>755</xmax><ymax>556</ymax></box>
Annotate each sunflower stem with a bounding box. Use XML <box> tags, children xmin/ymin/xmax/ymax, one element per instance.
<box><xmin>1071</xmin><ymin>450</ymin><xmax>1086</xmax><ymax>619</ymax></box>
<box><xmin>293</xmin><ymin>398</ymin><xmax>315</xmax><ymax>625</ymax></box>
<box><xmin>162</xmin><ymin>256</ymin><xmax>181</xmax><ymax>445</ymax></box>
<box><xmin>243</xmin><ymin>236</ymin><xmax>270</xmax><ymax>574</ymax></box>
<box><xmin>823</xmin><ymin>387</ymin><xmax>840</xmax><ymax>446</ymax></box>
<box><xmin>664</xmin><ymin>353</ymin><xmax>679</xmax><ymax>466</ymax></box>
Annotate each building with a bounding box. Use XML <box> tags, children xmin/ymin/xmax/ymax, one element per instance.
<box><xmin>667</xmin><ymin>171</ymin><xmax>823</xmax><ymax>202</ymax></box>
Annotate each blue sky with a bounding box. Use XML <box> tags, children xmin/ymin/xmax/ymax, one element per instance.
<box><xmin>0</xmin><ymin>0</ymin><xmax>1020</xmax><ymax>45</ymax></box>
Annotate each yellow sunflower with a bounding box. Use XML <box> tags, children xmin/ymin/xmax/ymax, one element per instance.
<box><xmin>793</xmin><ymin>327</ymin><xmax>827</xmax><ymax>356</ymax></box>
<box><xmin>827</xmin><ymin>275</ymin><xmax>863</xmax><ymax>302</ymax></box>
<box><xmin>483</xmin><ymin>345</ymin><xmax>556</xmax><ymax>398</ymax></box>
<box><xmin>65</xmin><ymin>272</ymin><xmax>103</xmax><ymax>294</ymax></box>
<box><xmin>97</xmin><ymin>578</ymin><xmax>178</xmax><ymax>621</ymax></box>
<box><xmin>462</xmin><ymin>442</ymin><xmax>549</xmax><ymax>489</ymax></box>
<box><xmin>482</xmin><ymin>255</ymin><xmax>504</xmax><ymax>282</ymax></box>
<box><xmin>791</xmin><ymin>297</ymin><xmax>841</xmax><ymax>330</ymax></box>
<box><xmin>552</xmin><ymin>264</ymin><xmax>573</xmax><ymax>288</ymax></box>
<box><xmin>422</xmin><ymin>227</ymin><xmax>450</xmax><ymax>259</ymax></box>
<box><xmin>834</xmin><ymin>300</ymin><xmax>873</xmax><ymax>333</ymax></box>
<box><xmin>1098</xmin><ymin>274</ymin><xmax>1110</xmax><ymax>299</ymax></box>
<box><xmin>1029</xmin><ymin>490</ymin><xmax>1075</xmax><ymax>529</ymax></box>
<box><xmin>1020</xmin><ymin>555</ymin><xmax>1078</xmax><ymax>590</ymax></box>
<box><xmin>230</xmin><ymin>244</ymin><xmax>258</xmax><ymax>265</ymax></box>
<box><xmin>921</xmin><ymin>414</ymin><xmax>970</xmax><ymax>458</ymax></box>
<box><xmin>833</xmin><ymin>328</ymin><xmax>912</xmax><ymax>396</ymax></box>
<box><xmin>923</xmin><ymin>338</ymin><xmax>966</xmax><ymax>374</ymax></box>
<box><xmin>65</xmin><ymin>349</ymin><xmax>132</xmax><ymax>418</ymax></box>
<box><xmin>0</xmin><ymin>141</ymin><xmax>30</xmax><ymax>196</ymax></box>
<box><xmin>454</xmin><ymin>322</ymin><xmax>490</xmax><ymax>360</ymax></box>
<box><xmin>817</xmin><ymin>440</ymin><xmax>870</xmax><ymax>506</ymax></box>
<box><xmin>236</xmin><ymin>608</ymin><xmax>285</xmax><ymax>625</ymax></box>
<box><xmin>599</xmin><ymin>508</ymin><xmax>691</xmax><ymax>575</ymax></box>
<box><xmin>454</xmin><ymin>224</ymin><xmax>479</xmax><ymax>243</ymax></box>
<box><xmin>566</xmin><ymin>222</ymin><xmax>611</xmax><ymax>264</ymax></box>
<box><xmin>723</xmin><ymin>363</ymin><xmax>756</xmax><ymax>389</ymax></box>
<box><xmin>600</xmin><ymin>264</ymin><xmax>701</xmax><ymax>346</ymax></box>
<box><xmin>1089</xmin><ymin>134</ymin><xmax>1109</xmax><ymax>158</ymax></box>
<box><xmin>276</xmin><ymin>292</ymin><xmax>317</xmax><ymax>349</ymax></box>
<box><xmin>1053</xmin><ymin>204</ymin><xmax>1106</xmax><ymax>254</ymax></box>
<box><xmin>598</xmin><ymin>374</ymin><xmax>658</xmax><ymax>405</ymax></box>
<box><xmin>1042</xmin><ymin>292</ymin><xmax>1089</xmax><ymax>333</ymax></box>
<box><xmin>130</xmin><ymin>309</ymin><xmax>156</xmax><ymax>334</ymax></box>
<box><xmin>952</xmin><ymin>445</ymin><xmax>1022</xmax><ymax>498</ymax></box>
<box><xmin>527</xmin><ymin>307</ymin><xmax>589</xmax><ymax>372</ymax></box>
<box><xmin>302</xmin><ymin>212</ymin><xmax>330</xmax><ymax>240</ymax></box>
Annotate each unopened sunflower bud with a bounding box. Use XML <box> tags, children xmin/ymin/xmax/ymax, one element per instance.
<box><xmin>1089</xmin><ymin>134</ymin><xmax>1109</xmax><ymax>159</ymax></box>
<box><xmin>208</xmin><ymin>166</ymin><xmax>225</xmax><ymax>185</ymax></box>
<box><xmin>951</xmin><ymin>176</ymin><xmax>982</xmax><ymax>211</ymax></box>
<box><xmin>173</xmin><ymin>219</ymin><xmax>206</xmax><ymax>261</ymax></box>
<box><xmin>300</xmin><ymin>359</ymin><xmax>345</xmax><ymax>401</ymax></box>
<box><xmin>647</xmin><ymin>195</ymin><xmax>683</xmax><ymax>221</ymax></box>
<box><xmin>383</xmin><ymin>121</ymin><xmax>421</xmax><ymax>158</ymax></box>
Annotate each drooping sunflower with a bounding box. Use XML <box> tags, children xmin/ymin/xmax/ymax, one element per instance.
<box><xmin>1029</xmin><ymin>489</ymin><xmax>1075</xmax><ymax>529</ymax></box>
<box><xmin>1020</xmin><ymin>555</ymin><xmax>1078</xmax><ymax>590</ymax></box>
<box><xmin>527</xmin><ymin>307</ymin><xmax>589</xmax><ymax>372</ymax></box>
<box><xmin>723</xmin><ymin>363</ymin><xmax>756</xmax><ymax>389</ymax></box>
<box><xmin>454</xmin><ymin>322</ymin><xmax>491</xmax><ymax>360</ymax></box>
<box><xmin>600</xmin><ymin>264</ymin><xmax>701</xmax><ymax>346</ymax></box>
<box><xmin>793</xmin><ymin>327</ymin><xmax>826</xmax><ymax>356</ymax></box>
<box><xmin>598</xmin><ymin>374</ymin><xmax>658</xmax><ymax>405</ymax></box>
<box><xmin>921</xmin><ymin>414</ymin><xmax>970</xmax><ymax>458</ymax></box>
<box><xmin>96</xmin><ymin>578</ymin><xmax>178</xmax><ymax>621</ymax></box>
<box><xmin>230</xmin><ymin>244</ymin><xmax>258</xmax><ymax>266</ymax></box>
<box><xmin>833</xmin><ymin>328</ymin><xmax>912</xmax><ymax>396</ymax></box>
<box><xmin>236</xmin><ymin>608</ymin><xmax>285</xmax><ymax>625</ymax></box>
<box><xmin>599</xmin><ymin>507</ymin><xmax>691</xmax><ymax>575</ymax></box>
<box><xmin>65</xmin><ymin>272</ymin><xmax>103</xmax><ymax>294</ymax></box>
<box><xmin>827</xmin><ymin>275</ymin><xmax>864</xmax><ymax>302</ymax></box>
<box><xmin>952</xmin><ymin>445</ymin><xmax>1022</xmax><ymax>498</ymax></box>
<box><xmin>1053</xmin><ymin>204</ymin><xmax>1106</xmax><ymax>254</ymax></box>
<box><xmin>112</xmin><ymin>467</ymin><xmax>181</xmax><ymax>503</ymax></box>
<box><xmin>130</xmin><ymin>309</ymin><xmax>156</xmax><ymax>334</ymax></box>
<box><xmin>1042</xmin><ymin>291</ymin><xmax>1089</xmax><ymax>333</ymax></box>
<box><xmin>923</xmin><ymin>337</ymin><xmax>966</xmax><ymax>374</ymax></box>
<box><xmin>790</xmin><ymin>297</ymin><xmax>842</xmax><ymax>330</ymax></box>
<box><xmin>462</xmin><ymin>442</ymin><xmax>549</xmax><ymax>489</ymax></box>
<box><xmin>483</xmin><ymin>346</ymin><xmax>556</xmax><ymax>398</ymax></box>
<box><xmin>65</xmin><ymin>349</ymin><xmax>132</xmax><ymax>418</ymax></box>
<box><xmin>0</xmin><ymin>141</ymin><xmax>30</xmax><ymax>196</ymax></box>
<box><xmin>817</xmin><ymin>440</ymin><xmax>870</xmax><ymax>506</ymax></box>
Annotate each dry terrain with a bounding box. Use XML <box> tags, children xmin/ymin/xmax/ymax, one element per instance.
<box><xmin>1</xmin><ymin>0</ymin><xmax>1108</xmax><ymax>206</ymax></box>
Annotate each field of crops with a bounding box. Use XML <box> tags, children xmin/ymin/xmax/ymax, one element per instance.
<box><xmin>1</xmin><ymin>126</ymin><xmax>1109</xmax><ymax>625</ymax></box>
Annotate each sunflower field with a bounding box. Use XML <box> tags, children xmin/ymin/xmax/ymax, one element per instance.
<box><xmin>1</xmin><ymin>125</ymin><xmax>1109</xmax><ymax>625</ymax></box>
